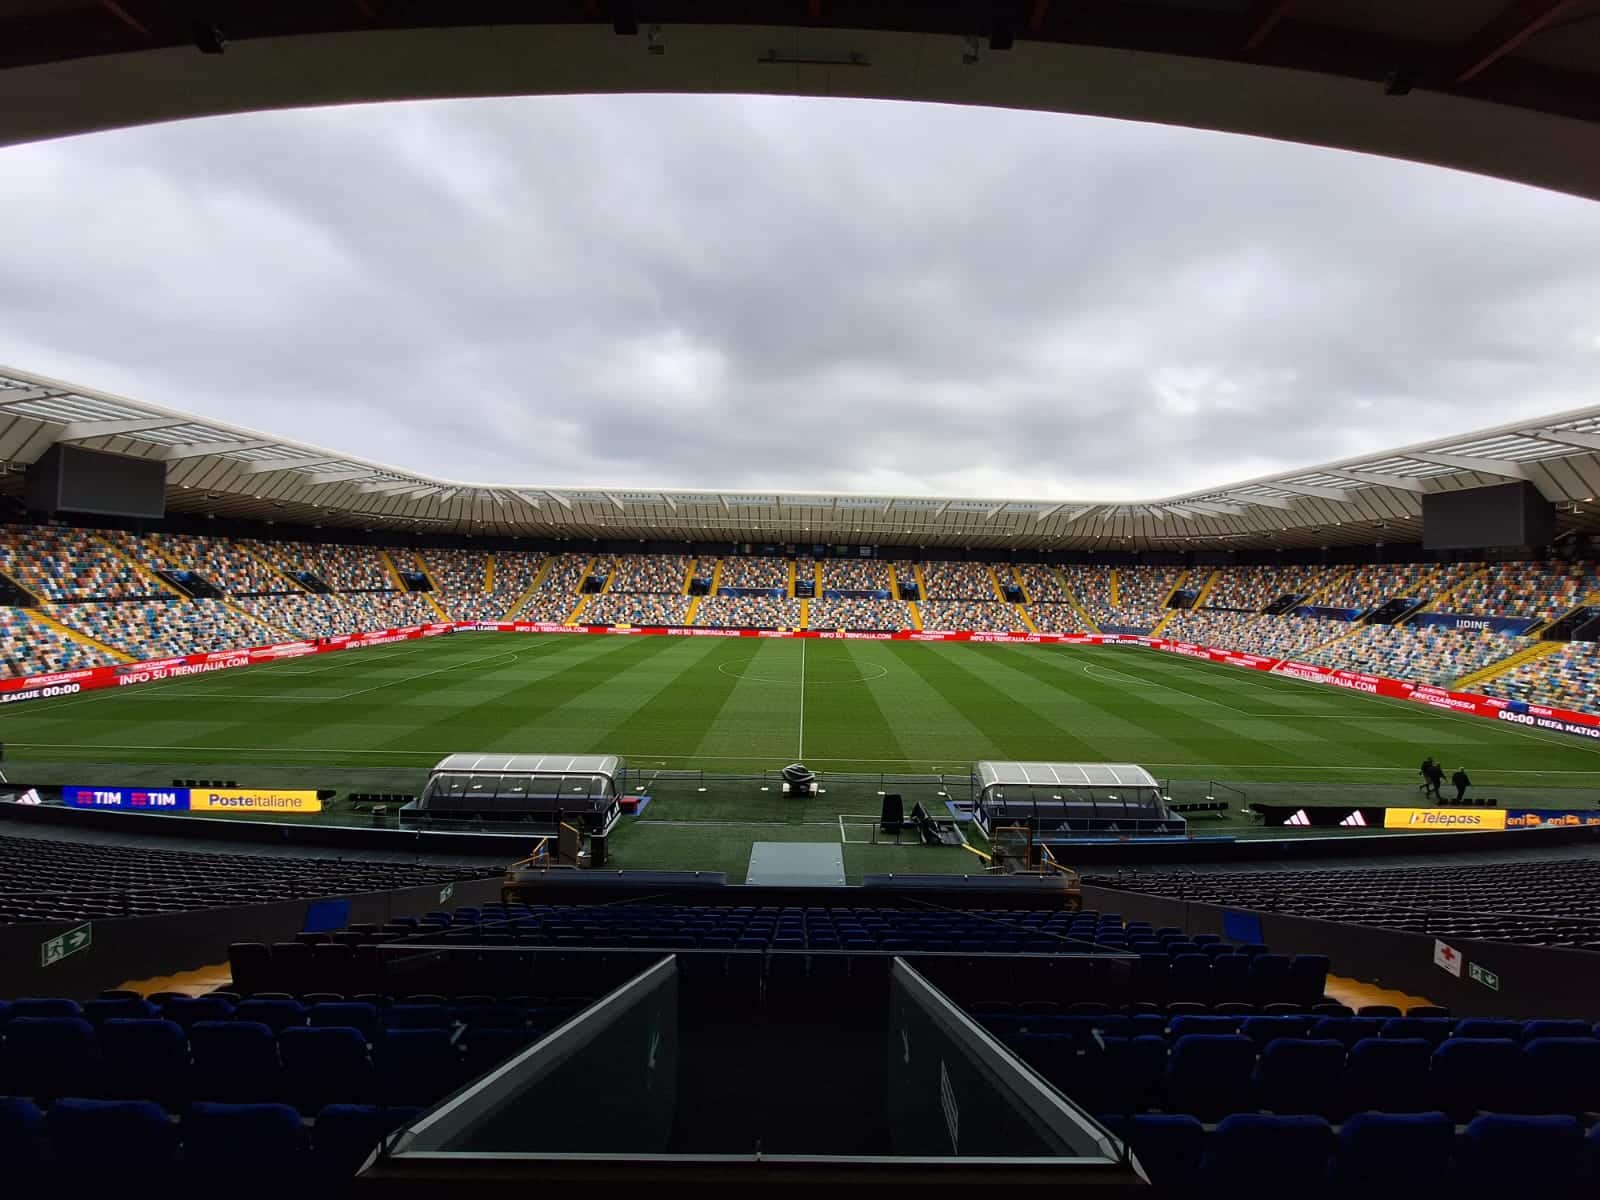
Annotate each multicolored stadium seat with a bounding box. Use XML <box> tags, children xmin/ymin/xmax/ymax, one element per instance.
<box><xmin>920</xmin><ymin>561</ymin><xmax>1001</xmax><ymax>599</ymax></box>
<box><xmin>694</xmin><ymin>595</ymin><xmax>801</xmax><ymax>628</ymax></box>
<box><xmin>1486</xmin><ymin>639</ymin><xmax>1600</xmax><ymax>710</ymax></box>
<box><xmin>1444</xmin><ymin>561</ymin><xmax>1599</xmax><ymax>624</ymax></box>
<box><xmin>0</xmin><ymin>525</ymin><xmax>156</xmax><ymax>601</ymax></box>
<box><xmin>716</xmin><ymin>556</ymin><xmax>788</xmax><ymax>589</ymax></box>
<box><xmin>0</xmin><ymin>607</ymin><xmax>111</xmax><ymax>674</ymax></box>
<box><xmin>1015</xmin><ymin>563</ymin><xmax>1069</xmax><ymax>603</ymax></box>
<box><xmin>918</xmin><ymin>600</ymin><xmax>1019</xmax><ymax>632</ymax></box>
<box><xmin>603</xmin><ymin>554</ymin><xmax>690</xmax><ymax>594</ymax></box>
<box><xmin>819</xmin><ymin>558</ymin><xmax>891</xmax><ymax>591</ymax></box>
<box><xmin>808</xmin><ymin>597</ymin><xmax>911</xmax><ymax>630</ymax></box>
<box><xmin>1304</xmin><ymin>623</ymin><xmax>1520</xmax><ymax>687</ymax></box>
<box><xmin>44</xmin><ymin>600</ymin><xmax>279</xmax><ymax>660</ymax></box>
<box><xmin>582</xmin><ymin>594</ymin><xmax>692</xmax><ymax>625</ymax></box>
<box><xmin>1162</xmin><ymin>609</ymin><xmax>1354</xmax><ymax>661</ymax></box>
<box><xmin>1063</xmin><ymin>565</ymin><xmax>1181</xmax><ymax>631</ymax></box>
<box><xmin>1201</xmin><ymin>564</ymin><xmax>1338</xmax><ymax>612</ymax></box>
<box><xmin>1026</xmin><ymin>603</ymin><xmax>1083</xmax><ymax>633</ymax></box>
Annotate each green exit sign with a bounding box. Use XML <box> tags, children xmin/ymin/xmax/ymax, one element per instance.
<box><xmin>40</xmin><ymin>922</ymin><xmax>92</xmax><ymax>968</ymax></box>
<box><xmin>1468</xmin><ymin>962</ymin><xmax>1500</xmax><ymax>992</ymax></box>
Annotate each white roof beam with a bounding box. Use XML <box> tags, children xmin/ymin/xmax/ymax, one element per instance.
<box><xmin>1406</xmin><ymin>450</ymin><xmax>1532</xmax><ymax>480</ymax></box>
<box><xmin>1322</xmin><ymin>468</ymin><xmax>1430</xmax><ymax>493</ymax></box>
<box><xmin>355</xmin><ymin>480</ymin><xmax>423</xmax><ymax>495</ymax></box>
<box><xmin>1034</xmin><ymin>503</ymin><xmax>1063</xmax><ymax>522</ymax></box>
<box><xmin>1186</xmin><ymin>501</ymin><xmax>1247</xmax><ymax>516</ymax></box>
<box><xmin>56</xmin><ymin>417</ymin><xmax>188</xmax><ymax>441</ymax></box>
<box><xmin>241</xmin><ymin>455</ymin><xmax>345</xmax><ymax>475</ymax></box>
<box><xmin>0</xmin><ymin>388</ymin><xmax>53</xmax><ymax>407</ymax></box>
<box><xmin>544</xmin><ymin>490</ymin><xmax>572</xmax><ymax>510</ymax></box>
<box><xmin>159</xmin><ymin>439</ymin><xmax>276</xmax><ymax>461</ymax></box>
<box><xmin>1520</xmin><ymin>427</ymin><xmax>1600</xmax><ymax>452</ymax></box>
<box><xmin>1225</xmin><ymin>492</ymin><xmax>1296</xmax><ymax>511</ymax></box>
<box><xmin>1271</xmin><ymin>481</ymin><xmax>1355</xmax><ymax>501</ymax></box>
<box><xmin>305</xmin><ymin>469</ymin><xmax>384</xmax><ymax>486</ymax></box>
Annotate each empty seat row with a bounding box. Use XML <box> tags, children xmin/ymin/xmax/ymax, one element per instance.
<box><xmin>1007</xmin><ymin>1031</ymin><xmax>1600</xmax><ymax>1121</ymax></box>
<box><xmin>1107</xmin><ymin>1112</ymin><xmax>1600</xmax><ymax>1192</ymax></box>
<box><xmin>0</xmin><ymin>1097</ymin><xmax>419</xmax><ymax>1175</ymax></box>
<box><xmin>0</xmin><ymin>1017</ymin><xmax>539</xmax><ymax>1111</ymax></box>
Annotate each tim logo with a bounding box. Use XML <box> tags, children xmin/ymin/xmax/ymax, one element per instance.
<box><xmin>131</xmin><ymin>791</ymin><xmax>180</xmax><ymax>808</ymax></box>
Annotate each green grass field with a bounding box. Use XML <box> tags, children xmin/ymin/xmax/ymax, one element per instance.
<box><xmin>4</xmin><ymin>633</ymin><xmax>1598</xmax><ymax>880</ymax></box>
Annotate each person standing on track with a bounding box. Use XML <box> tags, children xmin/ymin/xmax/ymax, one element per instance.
<box><xmin>1452</xmin><ymin>767</ymin><xmax>1471</xmax><ymax>803</ymax></box>
<box><xmin>1419</xmin><ymin>756</ymin><xmax>1440</xmax><ymax>799</ymax></box>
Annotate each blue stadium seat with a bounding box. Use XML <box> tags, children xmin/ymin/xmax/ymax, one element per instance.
<box><xmin>1166</xmin><ymin>1034</ymin><xmax>1255</xmax><ymax>1120</ymax></box>
<box><xmin>47</xmin><ymin>1098</ymin><xmax>177</xmax><ymax>1171</ymax></box>
<box><xmin>190</xmin><ymin>1020</ymin><xmax>280</xmax><ymax>1103</ymax></box>
<box><xmin>184</xmin><ymin>1102</ymin><xmax>308</xmax><ymax>1172</ymax></box>
<box><xmin>1168</xmin><ymin>954</ymin><xmax>1211</xmax><ymax>1002</ymax></box>
<box><xmin>1454</xmin><ymin>1018</ymin><xmax>1518</xmax><ymax>1040</ymax></box>
<box><xmin>99</xmin><ymin>1018</ymin><xmax>190</xmax><ymax>1106</ymax></box>
<box><xmin>82</xmin><ymin>997</ymin><xmax>158</xmax><ymax>1025</ymax></box>
<box><xmin>1255</xmin><ymin>1038</ymin><xmax>1344</xmax><ymax>1117</ymax></box>
<box><xmin>1248</xmin><ymin>954</ymin><xmax>1290</xmax><ymax>1003</ymax></box>
<box><xmin>1519</xmin><ymin>1019</ymin><xmax>1594</xmax><ymax>1043</ymax></box>
<box><xmin>1241</xmin><ymin>1015</ymin><xmax>1314</xmax><ymax>1049</ymax></box>
<box><xmin>1345</xmin><ymin>1037</ymin><xmax>1432</xmax><ymax>1114</ymax></box>
<box><xmin>1168</xmin><ymin>1015</ymin><xmax>1239</xmax><ymax>1039</ymax></box>
<box><xmin>1331</xmin><ymin>1111</ymin><xmax>1454</xmax><ymax>1185</ymax></box>
<box><xmin>10</xmin><ymin>998</ymin><xmax>82</xmax><ymax>1020</ymax></box>
<box><xmin>383</xmin><ymin>1004</ymin><xmax>450</xmax><ymax>1030</ymax></box>
<box><xmin>0</xmin><ymin>1096</ymin><xmax>45</xmax><ymax>1171</ymax></box>
<box><xmin>280</xmin><ymin>1027</ymin><xmax>372</xmax><ymax>1112</ymax></box>
<box><xmin>309</xmin><ymin>1002</ymin><xmax>379</xmax><ymax>1041</ymax></box>
<box><xmin>2</xmin><ymin>1016</ymin><xmax>101</xmax><ymax>1100</ymax></box>
<box><xmin>1312</xmin><ymin>1016</ymin><xmax>1384</xmax><ymax>1050</ymax></box>
<box><xmin>1522</xmin><ymin>1037</ymin><xmax>1600</xmax><ymax>1115</ymax></box>
<box><xmin>1209</xmin><ymin>953</ymin><xmax>1250</xmax><ymax>998</ymax></box>
<box><xmin>159</xmin><ymin>995</ymin><xmax>235</xmax><ymax>1030</ymax></box>
<box><xmin>1379</xmin><ymin>1016</ymin><xmax>1455</xmax><ymax>1046</ymax></box>
<box><xmin>1430</xmin><ymin>1038</ymin><xmax>1523</xmax><ymax>1118</ymax></box>
<box><xmin>1287</xmin><ymin>954</ymin><xmax>1329</xmax><ymax>1005</ymax></box>
<box><xmin>312</xmin><ymin>1104</ymin><xmax>422</xmax><ymax>1175</ymax></box>
<box><xmin>236</xmin><ymin>998</ymin><xmax>308</xmax><ymax>1034</ymax></box>
<box><xmin>1458</xmin><ymin>1114</ymin><xmax>1583</xmax><ymax>1195</ymax></box>
<box><xmin>376</xmin><ymin>1029</ymin><xmax>461</xmax><ymax>1107</ymax></box>
<box><xmin>1200</xmin><ymin>1113</ymin><xmax>1334</xmax><ymax>1187</ymax></box>
<box><xmin>1105</xmin><ymin>1114</ymin><xmax>1204</xmax><ymax>1187</ymax></box>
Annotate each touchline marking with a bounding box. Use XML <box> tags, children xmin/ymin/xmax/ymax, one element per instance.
<box><xmin>1081</xmin><ymin>661</ymin><xmax>1255</xmax><ymax>717</ymax></box>
<box><xmin>797</xmin><ymin>636</ymin><xmax>807</xmax><ymax>759</ymax></box>
<box><xmin>10</xmin><ymin>741</ymin><xmax>1600</xmax><ymax>776</ymax></box>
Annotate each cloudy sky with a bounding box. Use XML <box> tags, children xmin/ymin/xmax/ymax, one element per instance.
<box><xmin>2</xmin><ymin>94</ymin><xmax>1598</xmax><ymax>501</ymax></box>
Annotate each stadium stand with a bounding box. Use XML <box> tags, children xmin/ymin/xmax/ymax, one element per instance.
<box><xmin>582</xmin><ymin>594</ymin><xmax>692</xmax><ymax>625</ymax></box>
<box><xmin>693</xmin><ymin>595</ymin><xmax>801</xmax><ymax>628</ymax></box>
<box><xmin>234</xmin><ymin>595</ymin><xmax>365</xmax><ymax>640</ymax></box>
<box><xmin>1302</xmin><ymin>623</ymin><xmax>1521</xmax><ymax>687</ymax></box>
<box><xmin>819</xmin><ymin>558</ymin><xmax>891</xmax><ymax>591</ymax></box>
<box><xmin>335</xmin><ymin>593</ymin><xmax>442</xmax><ymax>630</ymax></box>
<box><xmin>1091</xmin><ymin>858</ymin><xmax>1600</xmax><ymax>948</ymax></box>
<box><xmin>1015</xmin><ymin>563</ymin><xmax>1069</xmax><ymax>603</ymax></box>
<box><xmin>919</xmin><ymin>560</ymin><xmax>1001</xmax><ymax>600</ymax></box>
<box><xmin>0</xmin><ymin>525</ymin><xmax>157</xmax><ymax>601</ymax></box>
<box><xmin>0</xmin><ymin>607</ymin><xmax>111</xmax><ymax>674</ymax></box>
<box><xmin>1026</xmin><ymin>603</ymin><xmax>1084</xmax><ymax>633</ymax></box>
<box><xmin>0</xmin><ymin>832</ymin><xmax>496</xmax><ymax>924</ymax></box>
<box><xmin>1201</xmin><ymin>564</ymin><xmax>1339</xmax><ymax>612</ymax></box>
<box><xmin>1485</xmin><ymin>639</ymin><xmax>1600</xmax><ymax>710</ymax></box>
<box><xmin>605</xmin><ymin>554</ymin><xmax>689</xmax><ymax>594</ymax></box>
<box><xmin>1063</xmin><ymin>565</ymin><xmax>1182</xmax><ymax>631</ymax></box>
<box><xmin>1161</xmin><ymin>609</ymin><xmax>1355</xmax><ymax>660</ymax></box>
<box><xmin>1315</xmin><ymin>563</ymin><xmax>1475</xmax><ymax>616</ymax></box>
<box><xmin>245</xmin><ymin>542</ymin><xmax>390</xmax><ymax>592</ymax></box>
<box><xmin>43</xmin><ymin>599</ymin><xmax>278</xmax><ymax>661</ymax></box>
<box><xmin>1444</xmin><ymin>561</ymin><xmax>1600</xmax><ymax>624</ymax></box>
<box><xmin>918</xmin><ymin>600</ymin><xmax>1019</xmax><ymax>632</ymax></box>
<box><xmin>117</xmin><ymin>531</ymin><xmax>289</xmax><ymax>594</ymax></box>
<box><xmin>716</xmin><ymin>556</ymin><xmax>788</xmax><ymax>590</ymax></box>
<box><xmin>807</xmin><ymin>597</ymin><xmax>912</xmax><ymax>630</ymax></box>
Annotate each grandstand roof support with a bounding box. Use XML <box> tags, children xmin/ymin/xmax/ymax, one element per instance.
<box><xmin>544</xmin><ymin>490</ymin><xmax>572</xmax><ymax>509</ymax></box>
<box><xmin>1406</xmin><ymin>450</ymin><xmax>1534</xmax><ymax>480</ymax></box>
<box><xmin>1225</xmin><ymin>493</ymin><xmax>1295</xmax><ymax>510</ymax></box>
<box><xmin>356</xmin><ymin>480</ymin><xmax>427</xmax><ymax>495</ymax></box>
<box><xmin>1521</xmin><ymin>428</ymin><xmax>1600</xmax><ymax>452</ymax></box>
<box><xmin>56</xmin><ymin>417</ymin><xmax>189</xmax><ymax>441</ymax></box>
<box><xmin>1322</xmin><ymin>468</ymin><xmax>1429</xmax><ymax>493</ymax></box>
<box><xmin>241</xmin><ymin>455</ymin><xmax>346</xmax><ymax>474</ymax></box>
<box><xmin>1451</xmin><ymin>0</ymin><xmax>1584</xmax><ymax>85</ymax></box>
<box><xmin>1270</xmin><ymin>481</ymin><xmax>1356</xmax><ymax>501</ymax></box>
<box><xmin>158</xmin><ymin>439</ymin><xmax>277</xmax><ymax>461</ymax></box>
<box><xmin>0</xmin><ymin>388</ymin><xmax>52</xmax><ymax>407</ymax></box>
<box><xmin>305</xmin><ymin>469</ymin><xmax>384</xmax><ymax>486</ymax></box>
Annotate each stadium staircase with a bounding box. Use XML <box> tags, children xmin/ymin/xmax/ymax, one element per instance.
<box><xmin>484</xmin><ymin>553</ymin><xmax>494</xmax><ymax>594</ymax></box>
<box><xmin>780</xmin><ymin>558</ymin><xmax>791</xmax><ymax>597</ymax></box>
<box><xmin>377</xmin><ymin>551</ymin><xmax>409</xmax><ymax>593</ymax></box>
<box><xmin>908</xmin><ymin>601</ymin><xmax>923</xmax><ymax>630</ymax></box>
<box><xmin>1406</xmin><ymin>566</ymin><xmax>1486</xmax><ymax>622</ymax></box>
<box><xmin>1058</xmin><ymin>569</ymin><xmax>1101</xmax><ymax>634</ymax></box>
<box><xmin>681</xmin><ymin>557</ymin><xmax>697</xmax><ymax>595</ymax></box>
<box><xmin>798</xmin><ymin>598</ymin><xmax>809</xmax><ymax>627</ymax></box>
<box><xmin>1534</xmin><ymin>588</ymin><xmax>1600</xmax><ymax>639</ymax></box>
<box><xmin>1192</xmin><ymin>569</ymin><xmax>1222</xmax><ymax>608</ymax></box>
<box><xmin>1451</xmin><ymin>639</ymin><xmax>1563</xmax><ymax>691</ymax></box>
<box><xmin>912</xmin><ymin>563</ymin><xmax>929</xmax><ymax>599</ymax></box>
<box><xmin>0</xmin><ymin>568</ymin><xmax>37</xmax><ymax>607</ymax></box>
<box><xmin>503</xmin><ymin>557</ymin><xmax>554</xmax><ymax>621</ymax></box>
<box><xmin>565</xmin><ymin>595</ymin><xmax>591</xmax><ymax>625</ymax></box>
<box><xmin>885</xmin><ymin>562</ymin><xmax>902</xmax><ymax>600</ymax></box>
<box><xmin>239</xmin><ymin>543</ymin><xmax>307</xmax><ymax>591</ymax></box>
<box><xmin>98</xmin><ymin>534</ymin><xmax>184</xmax><ymax>599</ymax></box>
<box><xmin>1109</xmin><ymin>569</ymin><xmax>1121</xmax><ymax>608</ymax></box>
<box><xmin>685</xmin><ymin>595</ymin><xmax>703</xmax><ymax>624</ymax></box>
<box><xmin>1015</xmin><ymin>604</ymin><xmax>1038</xmax><ymax>632</ymax></box>
<box><xmin>1149</xmin><ymin>571</ymin><xmax>1193</xmax><ymax>637</ymax></box>
<box><xmin>25</xmin><ymin>607</ymin><xmax>133</xmax><ymax>663</ymax></box>
<box><xmin>1009</xmin><ymin>565</ymin><xmax>1031</xmax><ymax>603</ymax></box>
<box><xmin>407</xmin><ymin>552</ymin><xmax>454</xmax><ymax>624</ymax></box>
<box><xmin>986</xmin><ymin>566</ymin><xmax>1009</xmax><ymax>602</ymax></box>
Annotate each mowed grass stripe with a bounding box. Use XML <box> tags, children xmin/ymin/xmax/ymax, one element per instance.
<box><xmin>607</xmin><ymin>638</ymin><xmax>780</xmax><ymax>761</ymax></box>
<box><xmin>795</xmin><ymin>640</ymin><xmax>913</xmax><ymax>770</ymax></box>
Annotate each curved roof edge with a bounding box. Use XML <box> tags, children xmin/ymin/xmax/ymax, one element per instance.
<box><xmin>2</xmin><ymin>364</ymin><xmax>1597</xmax><ymax>551</ymax></box>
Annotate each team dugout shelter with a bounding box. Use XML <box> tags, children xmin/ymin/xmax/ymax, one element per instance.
<box><xmin>404</xmin><ymin>753</ymin><xmax>623</xmax><ymax>835</ymax></box>
<box><xmin>972</xmin><ymin>761</ymin><xmax>1185</xmax><ymax>842</ymax></box>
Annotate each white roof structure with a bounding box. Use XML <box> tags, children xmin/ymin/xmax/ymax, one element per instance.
<box><xmin>428</xmin><ymin>754</ymin><xmax>622</xmax><ymax>781</ymax></box>
<box><xmin>3</xmin><ymin>364</ymin><xmax>1599</xmax><ymax>550</ymax></box>
<box><xmin>975</xmin><ymin>762</ymin><xmax>1161</xmax><ymax>792</ymax></box>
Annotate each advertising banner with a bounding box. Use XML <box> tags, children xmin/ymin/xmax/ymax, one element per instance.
<box><xmin>63</xmin><ymin>786</ymin><xmax>322</xmax><ymax>813</ymax></box>
<box><xmin>1409</xmin><ymin>612</ymin><xmax>1539</xmax><ymax>636</ymax></box>
<box><xmin>1383</xmin><ymin>807</ymin><xmax>1508</xmax><ymax>831</ymax></box>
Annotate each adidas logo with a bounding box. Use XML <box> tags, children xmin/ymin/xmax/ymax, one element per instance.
<box><xmin>1285</xmin><ymin>809</ymin><xmax>1311</xmax><ymax>826</ymax></box>
<box><xmin>1339</xmin><ymin>810</ymin><xmax>1368</xmax><ymax>827</ymax></box>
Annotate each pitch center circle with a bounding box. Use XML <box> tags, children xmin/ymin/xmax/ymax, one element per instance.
<box><xmin>716</xmin><ymin>660</ymin><xmax>888</xmax><ymax>685</ymax></box>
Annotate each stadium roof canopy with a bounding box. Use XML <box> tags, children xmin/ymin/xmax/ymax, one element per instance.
<box><xmin>2</xmin><ymin>3</ymin><xmax>1599</xmax><ymax>201</ymax></box>
<box><xmin>2</xmin><ymin>365</ymin><xmax>1597</xmax><ymax>551</ymax></box>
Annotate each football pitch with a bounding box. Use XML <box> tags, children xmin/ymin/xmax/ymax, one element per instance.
<box><xmin>4</xmin><ymin>633</ymin><xmax>1599</xmax><ymax>880</ymax></box>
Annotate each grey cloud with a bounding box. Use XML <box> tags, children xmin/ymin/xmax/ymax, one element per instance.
<box><xmin>0</xmin><ymin>94</ymin><xmax>1597</xmax><ymax>501</ymax></box>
